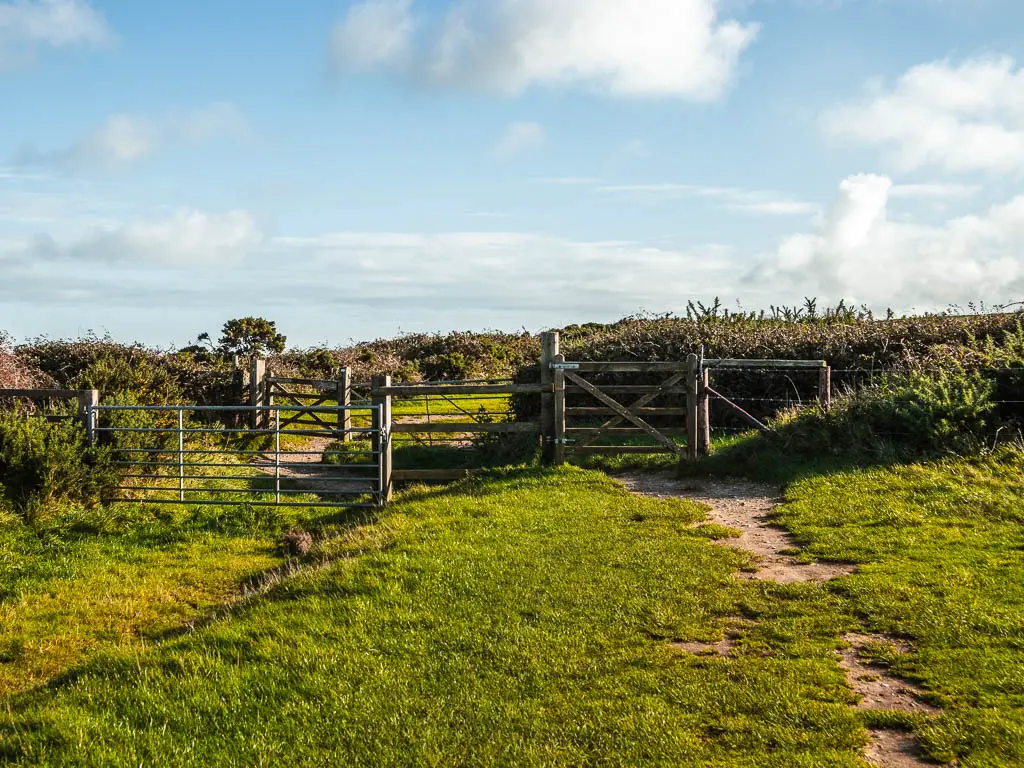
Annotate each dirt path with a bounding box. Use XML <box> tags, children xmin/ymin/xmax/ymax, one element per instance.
<box><xmin>251</xmin><ymin>437</ymin><xmax>376</xmax><ymax>496</ymax></box>
<box><xmin>616</xmin><ymin>472</ymin><xmax>941</xmax><ymax>768</ymax></box>
<box><xmin>618</xmin><ymin>474</ymin><xmax>856</xmax><ymax>583</ymax></box>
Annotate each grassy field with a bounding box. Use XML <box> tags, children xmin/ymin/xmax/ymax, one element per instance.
<box><xmin>1</xmin><ymin>450</ymin><xmax>1022</xmax><ymax>766</ymax></box>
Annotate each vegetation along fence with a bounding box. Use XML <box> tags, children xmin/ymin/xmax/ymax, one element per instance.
<box><xmin>17</xmin><ymin>332</ymin><xmax>838</xmax><ymax>510</ymax></box>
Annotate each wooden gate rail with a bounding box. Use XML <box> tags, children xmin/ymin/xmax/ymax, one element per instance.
<box><xmin>1</xmin><ymin>388</ymin><xmax>99</xmax><ymax>441</ymax></box>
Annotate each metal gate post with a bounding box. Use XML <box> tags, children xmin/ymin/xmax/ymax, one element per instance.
<box><xmin>177</xmin><ymin>408</ymin><xmax>185</xmax><ymax>502</ymax></box>
<box><xmin>553</xmin><ymin>355</ymin><xmax>567</xmax><ymax>466</ymax></box>
<box><xmin>372</xmin><ymin>375</ymin><xmax>393</xmax><ymax>505</ymax></box>
<box><xmin>274</xmin><ymin>407</ymin><xmax>281</xmax><ymax>504</ymax></box>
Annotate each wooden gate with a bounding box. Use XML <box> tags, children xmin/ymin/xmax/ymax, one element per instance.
<box><xmin>262</xmin><ymin>369</ymin><xmax>352</xmax><ymax>437</ymax></box>
<box><xmin>549</xmin><ymin>358</ymin><xmax>699</xmax><ymax>463</ymax></box>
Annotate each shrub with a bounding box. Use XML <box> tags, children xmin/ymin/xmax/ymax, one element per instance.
<box><xmin>751</xmin><ymin>364</ymin><xmax>997</xmax><ymax>463</ymax></box>
<box><xmin>0</xmin><ymin>413</ymin><xmax>115</xmax><ymax>518</ymax></box>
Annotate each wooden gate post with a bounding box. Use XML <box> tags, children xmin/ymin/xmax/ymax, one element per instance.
<box><xmin>819</xmin><ymin>365</ymin><xmax>832</xmax><ymax>411</ymax></box>
<box><xmin>372</xmin><ymin>375</ymin><xmax>393</xmax><ymax>505</ymax></box>
<box><xmin>686</xmin><ymin>354</ymin><xmax>700</xmax><ymax>462</ymax></box>
<box><xmin>553</xmin><ymin>355</ymin><xmax>567</xmax><ymax>466</ymax></box>
<box><xmin>697</xmin><ymin>367</ymin><xmax>711</xmax><ymax>457</ymax></box>
<box><xmin>540</xmin><ymin>331</ymin><xmax>559</xmax><ymax>464</ymax></box>
<box><xmin>250</xmin><ymin>358</ymin><xmax>267</xmax><ymax>429</ymax></box>
<box><xmin>338</xmin><ymin>367</ymin><xmax>352</xmax><ymax>442</ymax></box>
<box><xmin>77</xmin><ymin>389</ymin><xmax>99</xmax><ymax>445</ymax></box>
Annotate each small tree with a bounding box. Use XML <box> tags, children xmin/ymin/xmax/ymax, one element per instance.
<box><xmin>216</xmin><ymin>318</ymin><xmax>287</xmax><ymax>359</ymax></box>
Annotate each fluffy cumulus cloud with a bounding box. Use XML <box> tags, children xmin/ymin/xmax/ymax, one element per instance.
<box><xmin>750</xmin><ymin>174</ymin><xmax>1024</xmax><ymax>309</ymax></box>
<box><xmin>330</xmin><ymin>0</ymin><xmax>758</xmax><ymax>100</ymax></box>
<box><xmin>823</xmin><ymin>57</ymin><xmax>1024</xmax><ymax>174</ymax></box>
<box><xmin>15</xmin><ymin>103</ymin><xmax>251</xmax><ymax>169</ymax></box>
<box><xmin>0</xmin><ymin>0</ymin><xmax>112</xmax><ymax>64</ymax></box>
<box><xmin>24</xmin><ymin>209</ymin><xmax>264</xmax><ymax>267</ymax></box>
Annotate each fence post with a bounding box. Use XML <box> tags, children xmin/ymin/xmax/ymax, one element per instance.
<box><xmin>819</xmin><ymin>365</ymin><xmax>832</xmax><ymax>411</ymax></box>
<box><xmin>250</xmin><ymin>358</ymin><xmax>266</xmax><ymax>429</ymax></box>
<box><xmin>372</xmin><ymin>375</ymin><xmax>393</xmax><ymax>505</ymax></box>
<box><xmin>77</xmin><ymin>390</ymin><xmax>99</xmax><ymax>445</ymax></box>
<box><xmin>338</xmin><ymin>367</ymin><xmax>353</xmax><ymax>442</ymax></box>
<box><xmin>686</xmin><ymin>354</ymin><xmax>699</xmax><ymax>462</ymax></box>
<box><xmin>698</xmin><ymin>367</ymin><xmax>711</xmax><ymax>457</ymax></box>
<box><xmin>540</xmin><ymin>331</ymin><xmax>559</xmax><ymax>464</ymax></box>
<box><xmin>553</xmin><ymin>354</ymin><xmax>567</xmax><ymax>466</ymax></box>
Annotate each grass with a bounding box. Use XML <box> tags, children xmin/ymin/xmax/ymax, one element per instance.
<box><xmin>1</xmin><ymin>447</ymin><xmax>1023</xmax><ymax>765</ymax></box>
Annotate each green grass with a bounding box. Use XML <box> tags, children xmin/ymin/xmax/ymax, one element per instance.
<box><xmin>2</xmin><ymin>451</ymin><xmax>1024</xmax><ymax>765</ymax></box>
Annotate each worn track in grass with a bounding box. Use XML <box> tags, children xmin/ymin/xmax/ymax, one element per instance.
<box><xmin>617</xmin><ymin>472</ymin><xmax>942</xmax><ymax>768</ymax></box>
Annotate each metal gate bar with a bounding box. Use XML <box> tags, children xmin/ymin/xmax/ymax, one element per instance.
<box><xmin>93</xmin><ymin>403</ymin><xmax>384</xmax><ymax>509</ymax></box>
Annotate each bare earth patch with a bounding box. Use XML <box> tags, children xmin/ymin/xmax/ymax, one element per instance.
<box><xmin>617</xmin><ymin>473</ymin><xmax>857</xmax><ymax>583</ymax></box>
<box><xmin>252</xmin><ymin>437</ymin><xmax>376</xmax><ymax>496</ymax></box>
<box><xmin>839</xmin><ymin>633</ymin><xmax>938</xmax><ymax>714</ymax></box>
<box><xmin>617</xmin><ymin>472</ymin><xmax>943</xmax><ymax>767</ymax></box>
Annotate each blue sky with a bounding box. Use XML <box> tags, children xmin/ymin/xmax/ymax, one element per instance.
<box><xmin>2</xmin><ymin>0</ymin><xmax>1024</xmax><ymax>348</ymax></box>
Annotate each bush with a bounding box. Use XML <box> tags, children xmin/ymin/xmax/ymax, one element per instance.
<box><xmin>746</xmin><ymin>364</ymin><xmax>997</xmax><ymax>464</ymax></box>
<box><xmin>0</xmin><ymin>414</ymin><xmax>115</xmax><ymax>518</ymax></box>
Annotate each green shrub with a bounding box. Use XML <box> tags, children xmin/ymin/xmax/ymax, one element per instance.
<box><xmin>0</xmin><ymin>414</ymin><xmax>115</xmax><ymax>518</ymax></box>
<box><xmin>751</xmin><ymin>364</ymin><xmax>996</xmax><ymax>463</ymax></box>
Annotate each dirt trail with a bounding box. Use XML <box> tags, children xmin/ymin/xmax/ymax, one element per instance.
<box><xmin>251</xmin><ymin>437</ymin><xmax>376</xmax><ymax>496</ymax></box>
<box><xmin>616</xmin><ymin>472</ymin><xmax>941</xmax><ymax>768</ymax></box>
<box><xmin>618</xmin><ymin>474</ymin><xmax>856</xmax><ymax>583</ymax></box>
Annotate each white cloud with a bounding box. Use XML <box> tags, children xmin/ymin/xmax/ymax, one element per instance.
<box><xmin>750</xmin><ymin>173</ymin><xmax>1024</xmax><ymax>308</ymax></box>
<box><xmin>330</xmin><ymin>0</ymin><xmax>415</xmax><ymax>72</ymax></box>
<box><xmin>889</xmin><ymin>182</ymin><xmax>981</xmax><ymax>200</ymax></box>
<box><xmin>0</xmin><ymin>0</ymin><xmax>112</xmax><ymax>66</ymax></box>
<box><xmin>822</xmin><ymin>56</ymin><xmax>1024</xmax><ymax>174</ymax></box>
<box><xmin>24</xmin><ymin>209</ymin><xmax>263</xmax><ymax>266</ymax></box>
<box><xmin>15</xmin><ymin>103</ymin><xmax>252</xmax><ymax>169</ymax></box>
<box><xmin>494</xmin><ymin>122</ymin><xmax>546</xmax><ymax>158</ymax></box>
<box><xmin>330</xmin><ymin>0</ymin><xmax>758</xmax><ymax>100</ymax></box>
<box><xmin>598</xmin><ymin>182</ymin><xmax>820</xmax><ymax>216</ymax></box>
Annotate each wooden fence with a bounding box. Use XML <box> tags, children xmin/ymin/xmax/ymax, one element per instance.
<box><xmin>0</xmin><ymin>388</ymin><xmax>99</xmax><ymax>441</ymax></box>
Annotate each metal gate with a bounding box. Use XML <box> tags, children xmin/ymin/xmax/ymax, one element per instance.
<box><xmin>94</xmin><ymin>403</ymin><xmax>386</xmax><ymax>508</ymax></box>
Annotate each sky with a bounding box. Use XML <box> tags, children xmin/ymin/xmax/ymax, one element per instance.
<box><xmin>2</xmin><ymin>0</ymin><xmax>1024</xmax><ymax>348</ymax></box>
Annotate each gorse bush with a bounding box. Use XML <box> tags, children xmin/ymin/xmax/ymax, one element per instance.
<box><xmin>736</xmin><ymin>364</ymin><xmax>998</xmax><ymax>465</ymax></box>
<box><xmin>0</xmin><ymin>413</ymin><xmax>114</xmax><ymax>519</ymax></box>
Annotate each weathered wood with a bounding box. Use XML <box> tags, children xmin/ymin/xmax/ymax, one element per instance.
<box><xmin>566</xmin><ymin>407</ymin><xmax>689</xmax><ymax>416</ymax></box>
<box><xmin>338</xmin><ymin>368</ymin><xmax>353</xmax><ymax>443</ymax></box>
<box><xmin>376</xmin><ymin>384</ymin><xmax>550</xmax><ymax>397</ymax></box>
<box><xmin>704</xmin><ymin>359</ymin><xmax>826</xmax><ymax>369</ymax></box>
<box><xmin>572</xmin><ymin>371</ymin><xmax>687</xmax><ymax>452</ymax></box>
<box><xmin>565</xmin><ymin>428</ymin><xmax>690</xmax><ymax>436</ymax></box>
<box><xmin>564</xmin><ymin>372</ymin><xmax>683</xmax><ymax>456</ymax></box>
<box><xmin>391</xmin><ymin>422</ymin><xmax>538</xmax><ymax>434</ymax></box>
<box><xmin>0</xmin><ymin>388</ymin><xmax>79</xmax><ymax>399</ymax></box>
<box><xmin>819</xmin><ymin>366</ymin><xmax>832</xmax><ymax>410</ymax></box>
<box><xmin>372</xmin><ymin>375</ymin><xmax>393</xmax><ymax>505</ymax></box>
<box><xmin>572</xmin><ymin>445</ymin><xmax>676</xmax><ymax>455</ymax></box>
<box><xmin>540</xmin><ymin>332</ymin><xmax>559</xmax><ymax>463</ymax></box>
<box><xmin>250</xmin><ymin>358</ymin><xmax>266</xmax><ymax>429</ymax></box>
<box><xmin>267</xmin><ymin>377</ymin><xmax>339</xmax><ymax>389</ymax></box>
<box><xmin>698</xmin><ymin>367</ymin><xmax>711</xmax><ymax>457</ymax></box>
<box><xmin>686</xmin><ymin>354</ymin><xmax>699</xmax><ymax>462</ymax></box>
<box><xmin>564</xmin><ymin>386</ymin><xmax>688</xmax><ymax>395</ymax></box>
<box><xmin>553</xmin><ymin>361</ymin><xmax>566</xmax><ymax>466</ymax></box>
<box><xmin>393</xmin><ymin>469</ymin><xmax>473</xmax><ymax>482</ymax></box>
<box><xmin>552</xmin><ymin>362</ymin><xmax>693</xmax><ymax>373</ymax></box>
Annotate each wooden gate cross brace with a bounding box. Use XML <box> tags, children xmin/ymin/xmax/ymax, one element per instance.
<box><xmin>564</xmin><ymin>371</ymin><xmax>686</xmax><ymax>456</ymax></box>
